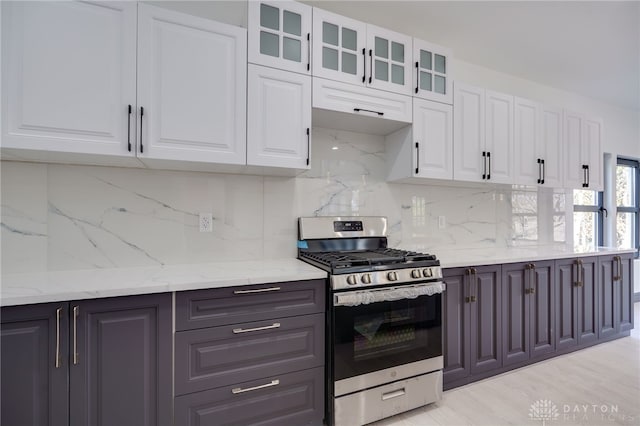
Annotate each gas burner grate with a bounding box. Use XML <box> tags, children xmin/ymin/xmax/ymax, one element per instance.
<box><xmin>300</xmin><ymin>248</ymin><xmax>436</xmax><ymax>269</ymax></box>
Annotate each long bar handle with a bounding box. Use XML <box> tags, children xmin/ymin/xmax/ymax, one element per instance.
<box><xmin>139</xmin><ymin>106</ymin><xmax>144</xmax><ymax>154</ymax></box>
<box><xmin>232</xmin><ymin>379</ymin><xmax>279</xmax><ymax>394</ymax></box>
<box><xmin>415</xmin><ymin>142</ymin><xmax>420</xmax><ymax>175</ymax></box>
<box><xmin>233</xmin><ymin>286</ymin><xmax>281</xmax><ymax>295</ymax></box>
<box><xmin>73</xmin><ymin>306</ymin><xmax>79</xmax><ymax>365</ymax></box>
<box><xmin>465</xmin><ymin>268</ymin><xmax>472</xmax><ymax>303</ymax></box>
<box><xmin>487</xmin><ymin>151</ymin><xmax>491</xmax><ymax>180</ymax></box>
<box><xmin>415</xmin><ymin>61</ymin><xmax>419</xmax><ymax>94</ymax></box>
<box><xmin>537</xmin><ymin>158</ymin><xmax>542</xmax><ymax>184</ymax></box>
<box><xmin>127</xmin><ymin>104</ymin><xmax>132</xmax><ymax>152</ymax></box>
<box><xmin>362</xmin><ymin>48</ymin><xmax>366</xmax><ymax>83</ymax></box>
<box><xmin>368</xmin><ymin>49</ymin><xmax>373</xmax><ymax>84</ymax></box>
<box><xmin>541</xmin><ymin>159</ymin><xmax>545</xmax><ymax>184</ymax></box>
<box><xmin>382</xmin><ymin>388</ymin><xmax>406</xmax><ymax>401</ymax></box>
<box><xmin>233</xmin><ymin>323</ymin><xmax>280</xmax><ymax>334</ymax></box>
<box><xmin>471</xmin><ymin>267</ymin><xmax>478</xmax><ymax>302</ymax></box>
<box><xmin>574</xmin><ymin>259</ymin><xmax>583</xmax><ymax>287</ymax></box>
<box><xmin>353</xmin><ymin>108</ymin><xmax>384</xmax><ymax>116</ymax></box>
<box><xmin>613</xmin><ymin>256</ymin><xmax>621</xmax><ymax>281</ymax></box>
<box><xmin>55</xmin><ymin>307</ymin><xmax>62</xmax><ymax>368</ymax></box>
<box><xmin>306</xmin><ymin>33</ymin><xmax>311</xmax><ymax>72</ymax></box>
<box><xmin>306</xmin><ymin>127</ymin><xmax>310</xmax><ymax>166</ymax></box>
<box><xmin>482</xmin><ymin>152</ymin><xmax>487</xmax><ymax>180</ymax></box>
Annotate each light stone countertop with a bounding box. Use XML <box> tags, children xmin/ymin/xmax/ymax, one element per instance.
<box><xmin>0</xmin><ymin>259</ymin><xmax>327</xmax><ymax>307</ymax></box>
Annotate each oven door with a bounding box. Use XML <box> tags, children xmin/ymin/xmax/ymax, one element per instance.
<box><xmin>332</xmin><ymin>282</ymin><xmax>443</xmax><ymax>394</ymax></box>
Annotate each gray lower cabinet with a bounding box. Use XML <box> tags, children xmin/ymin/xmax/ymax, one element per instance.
<box><xmin>502</xmin><ymin>261</ymin><xmax>555</xmax><ymax>367</ymax></box>
<box><xmin>598</xmin><ymin>253</ymin><xmax>634</xmax><ymax>339</ymax></box>
<box><xmin>555</xmin><ymin>257</ymin><xmax>598</xmax><ymax>350</ymax></box>
<box><xmin>175</xmin><ymin>279</ymin><xmax>326</xmax><ymax>426</ymax></box>
<box><xmin>443</xmin><ymin>265</ymin><xmax>502</xmax><ymax>387</ymax></box>
<box><xmin>1</xmin><ymin>303</ymin><xmax>69</xmax><ymax>426</ymax></box>
<box><xmin>1</xmin><ymin>293</ymin><xmax>172</xmax><ymax>426</ymax></box>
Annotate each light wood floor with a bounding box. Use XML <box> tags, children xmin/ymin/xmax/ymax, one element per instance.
<box><xmin>376</xmin><ymin>303</ymin><xmax>640</xmax><ymax>426</ymax></box>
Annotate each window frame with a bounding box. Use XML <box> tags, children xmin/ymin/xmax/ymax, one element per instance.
<box><xmin>573</xmin><ymin>190</ymin><xmax>604</xmax><ymax>247</ymax></box>
<box><xmin>616</xmin><ymin>157</ymin><xmax>640</xmax><ymax>258</ymax></box>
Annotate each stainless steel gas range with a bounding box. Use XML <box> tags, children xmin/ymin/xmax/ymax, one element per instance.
<box><xmin>297</xmin><ymin>216</ymin><xmax>444</xmax><ymax>426</ymax></box>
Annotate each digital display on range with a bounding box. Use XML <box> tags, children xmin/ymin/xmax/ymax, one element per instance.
<box><xmin>334</xmin><ymin>221</ymin><xmax>363</xmax><ymax>232</ymax></box>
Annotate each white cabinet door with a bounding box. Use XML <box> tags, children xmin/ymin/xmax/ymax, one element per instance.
<box><xmin>247</xmin><ymin>65</ymin><xmax>311</xmax><ymax>169</ymax></box>
<box><xmin>583</xmin><ymin>117</ymin><xmax>603</xmax><ymax>191</ymax></box>
<box><xmin>1</xmin><ymin>1</ymin><xmax>136</xmax><ymax>156</ymax></box>
<box><xmin>248</xmin><ymin>0</ymin><xmax>312</xmax><ymax>75</ymax></box>
<box><xmin>137</xmin><ymin>4</ymin><xmax>246</xmax><ymax>165</ymax></box>
<box><xmin>413</xmin><ymin>39</ymin><xmax>453</xmax><ymax>104</ymax></box>
<box><xmin>366</xmin><ymin>25</ymin><xmax>412</xmax><ymax>96</ymax></box>
<box><xmin>453</xmin><ymin>83</ymin><xmax>485</xmax><ymax>183</ymax></box>
<box><xmin>563</xmin><ymin>111</ymin><xmax>585</xmax><ymax>189</ymax></box>
<box><xmin>413</xmin><ymin>99</ymin><xmax>453</xmax><ymax>179</ymax></box>
<box><xmin>312</xmin><ymin>8</ymin><xmax>366</xmax><ymax>87</ymax></box>
<box><xmin>540</xmin><ymin>105</ymin><xmax>563</xmax><ymax>187</ymax></box>
<box><xmin>485</xmin><ymin>90</ymin><xmax>514</xmax><ymax>184</ymax></box>
<box><xmin>514</xmin><ymin>97</ymin><xmax>540</xmax><ymax>185</ymax></box>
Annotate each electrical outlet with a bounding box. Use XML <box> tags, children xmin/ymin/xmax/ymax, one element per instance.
<box><xmin>438</xmin><ymin>216</ymin><xmax>446</xmax><ymax>229</ymax></box>
<box><xmin>199</xmin><ymin>213</ymin><xmax>213</xmax><ymax>232</ymax></box>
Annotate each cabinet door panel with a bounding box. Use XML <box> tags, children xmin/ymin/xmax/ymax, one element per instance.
<box><xmin>530</xmin><ymin>261</ymin><xmax>555</xmax><ymax>358</ymax></box>
<box><xmin>540</xmin><ymin>105</ymin><xmax>563</xmax><ymax>187</ymax></box>
<box><xmin>2</xmin><ymin>1</ymin><xmax>136</xmax><ymax>156</ymax></box>
<box><xmin>470</xmin><ymin>266</ymin><xmax>502</xmax><ymax>374</ymax></box>
<box><xmin>413</xmin><ymin>39</ymin><xmax>453</xmax><ymax>104</ymax></box>
<box><xmin>555</xmin><ymin>260</ymin><xmax>577</xmax><ymax>350</ymax></box>
<box><xmin>137</xmin><ymin>4</ymin><xmax>246</xmax><ymax>165</ymax></box>
<box><xmin>247</xmin><ymin>65</ymin><xmax>311</xmax><ymax>168</ymax></box>
<box><xmin>563</xmin><ymin>111</ymin><xmax>584</xmax><ymax>189</ymax></box>
<box><xmin>366</xmin><ymin>24</ymin><xmax>412</xmax><ymax>95</ymax></box>
<box><xmin>598</xmin><ymin>257</ymin><xmax>617</xmax><ymax>339</ymax></box>
<box><xmin>582</xmin><ymin>117</ymin><xmax>603</xmax><ymax>191</ymax></box>
<box><xmin>484</xmin><ymin>90</ymin><xmax>514</xmax><ymax>184</ymax></box>
<box><xmin>577</xmin><ymin>258</ymin><xmax>598</xmax><ymax>346</ymax></box>
<box><xmin>501</xmin><ymin>264</ymin><xmax>529</xmax><ymax>367</ymax></box>
<box><xmin>1</xmin><ymin>303</ymin><xmax>69</xmax><ymax>426</ymax></box>
<box><xmin>617</xmin><ymin>255</ymin><xmax>634</xmax><ymax>333</ymax></box>
<box><xmin>70</xmin><ymin>294</ymin><xmax>172</xmax><ymax>426</ymax></box>
<box><xmin>414</xmin><ymin>99</ymin><xmax>453</xmax><ymax>179</ymax></box>
<box><xmin>442</xmin><ymin>268</ymin><xmax>470</xmax><ymax>384</ymax></box>
<box><xmin>514</xmin><ymin>98</ymin><xmax>539</xmax><ymax>185</ymax></box>
<box><xmin>453</xmin><ymin>83</ymin><xmax>484</xmax><ymax>183</ymax></box>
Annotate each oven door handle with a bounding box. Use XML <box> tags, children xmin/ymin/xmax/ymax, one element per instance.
<box><xmin>334</xmin><ymin>282</ymin><xmax>446</xmax><ymax>307</ymax></box>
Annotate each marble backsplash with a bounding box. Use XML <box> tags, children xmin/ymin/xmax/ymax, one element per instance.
<box><xmin>1</xmin><ymin>128</ymin><xmax>569</xmax><ymax>273</ymax></box>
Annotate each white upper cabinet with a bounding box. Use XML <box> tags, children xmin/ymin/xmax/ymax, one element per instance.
<box><xmin>413</xmin><ymin>99</ymin><xmax>453</xmax><ymax>179</ymax></box>
<box><xmin>563</xmin><ymin>111</ymin><xmax>602</xmax><ymax>191</ymax></box>
<box><xmin>312</xmin><ymin>8</ymin><xmax>412</xmax><ymax>96</ymax></box>
<box><xmin>453</xmin><ymin>83</ymin><xmax>514</xmax><ymax>184</ymax></box>
<box><xmin>137</xmin><ymin>4</ymin><xmax>246</xmax><ymax>165</ymax></box>
<box><xmin>515</xmin><ymin>97</ymin><xmax>564</xmax><ymax>187</ymax></box>
<box><xmin>247</xmin><ymin>65</ymin><xmax>311</xmax><ymax>169</ymax></box>
<box><xmin>1</xmin><ymin>1</ymin><xmax>137</xmax><ymax>157</ymax></box>
<box><xmin>413</xmin><ymin>39</ymin><xmax>453</xmax><ymax>104</ymax></box>
<box><xmin>248</xmin><ymin>1</ymin><xmax>312</xmax><ymax>75</ymax></box>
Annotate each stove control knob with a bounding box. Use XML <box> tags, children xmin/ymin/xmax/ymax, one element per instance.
<box><xmin>387</xmin><ymin>271</ymin><xmax>399</xmax><ymax>281</ymax></box>
<box><xmin>411</xmin><ymin>269</ymin><xmax>422</xmax><ymax>279</ymax></box>
<box><xmin>423</xmin><ymin>268</ymin><xmax>433</xmax><ymax>278</ymax></box>
<box><xmin>346</xmin><ymin>275</ymin><xmax>358</xmax><ymax>285</ymax></box>
<box><xmin>361</xmin><ymin>274</ymin><xmax>372</xmax><ymax>284</ymax></box>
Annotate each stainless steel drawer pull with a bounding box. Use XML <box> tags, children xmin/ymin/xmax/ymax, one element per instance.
<box><xmin>233</xmin><ymin>287</ymin><xmax>281</xmax><ymax>295</ymax></box>
<box><xmin>233</xmin><ymin>323</ymin><xmax>280</xmax><ymax>334</ymax></box>
<box><xmin>382</xmin><ymin>388</ymin><xmax>406</xmax><ymax>401</ymax></box>
<box><xmin>232</xmin><ymin>379</ymin><xmax>280</xmax><ymax>394</ymax></box>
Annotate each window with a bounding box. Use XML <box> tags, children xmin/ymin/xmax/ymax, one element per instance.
<box><xmin>616</xmin><ymin>158</ymin><xmax>639</xmax><ymax>257</ymax></box>
<box><xmin>573</xmin><ymin>189</ymin><xmax>603</xmax><ymax>250</ymax></box>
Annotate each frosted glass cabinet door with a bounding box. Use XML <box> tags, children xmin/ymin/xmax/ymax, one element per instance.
<box><xmin>312</xmin><ymin>8</ymin><xmax>366</xmax><ymax>87</ymax></box>
<box><xmin>1</xmin><ymin>1</ymin><xmax>137</xmax><ymax>156</ymax></box>
<box><xmin>413</xmin><ymin>99</ymin><xmax>453</xmax><ymax>179</ymax></box>
<box><xmin>248</xmin><ymin>1</ymin><xmax>312</xmax><ymax>75</ymax></box>
<box><xmin>247</xmin><ymin>65</ymin><xmax>311</xmax><ymax>169</ymax></box>
<box><xmin>413</xmin><ymin>39</ymin><xmax>453</xmax><ymax>104</ymax></box>
<box><xmin>137</xmin><ymin>5</ymin><xmax>247</xmax><ymax>165</ymax></box>
<box><xmin>366</xmin><ymin>25</ymin><xmax>412</xmax><ymax>95</ymax></box>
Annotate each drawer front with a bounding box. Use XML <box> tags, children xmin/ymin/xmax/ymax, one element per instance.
<box><xmin>175</xmin><ymin>279</ymin><xmax>325</xmax><ymax>331</ymax></box>
<box><xmin>175</xmin><ymin>313</ymin><xmax>324</xmax><ymax>395</ymax></box>
<box><xmin>313</xmin><ymin>77</ymin><xmax>412</xmax><ymax>123</ymax></box>
<box><xmin>174</xmin><ymin>367</ymin><xmax>324</xmax><ymax>426</ymax></box>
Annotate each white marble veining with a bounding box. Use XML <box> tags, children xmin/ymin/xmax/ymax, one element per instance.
<box><xmin>0</xmin><ymin>259</ymin><xmax>327</xmax><ymax>306</ymax></box>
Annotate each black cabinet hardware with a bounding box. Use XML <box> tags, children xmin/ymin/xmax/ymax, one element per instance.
<box><xmin>415</xmin><ymin>142</ymin><xmax>420</xmax><ymax>174</ymax></box>
<box><xmin>353</xmin><ymin>108</ymin><xmax>384</xmax><ymax>116</ymax></box>
<box><xmin>140</xmin><ymin>106</ymin><xmax>144</xmax><ymax>154</ymax></box>
<box><xmin>487</xmin><ymin>151</ymin><xmax>491</xmax><ymax>180</ymax></box>
<box><xmin>306</xmin><ymin>33</ymin><xmax>310</xmax><ymax>71</ymax></box>
<box><xmin>368</xmin><ymin>49</ymin><xmax>373</xmax><ymax>84</ymax></box>
<box><xmin>482</xmin><ymin>151</ymin><xmax>487</xmax><ymax>179</ymax></box>
<box><xmin>415</xmin><ymin>61</ymin><xmax>419</xmax><ymax>94</ymax></box>
<box><xmin>127</xmin><ymin>104</ymin><xmax>132</xmax><ymax>152</ymax></box>
<box><xmin>306</xmin><ymin>128</ymin><xmax>310</xmax><ymax>166</ymax></box>
<box><xmin>541</xmin><ymin>159</ymin><xmax>545</xmax><ymax>184</ymax></box>
<box><xmin>361</xmin><ymin>48</ymin><xmax>366</xmax><ymax>83</ymax></box>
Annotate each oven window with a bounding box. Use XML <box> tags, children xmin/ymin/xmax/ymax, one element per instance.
<box><xmin>333</xmin><ymin>292</ymin><xmax>441</xmax><ymax>382</ymax></box>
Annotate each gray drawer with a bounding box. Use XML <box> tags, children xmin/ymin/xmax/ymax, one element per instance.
<box><xmin>175</xmin><ymin>279</ymin><xmax>325</xmax><ymax>331</ymax></box>
<box><xmin>174</xmin><ymin>367</ymin><xmax>324</xmax><ymax>426</ymax></box>
<box><xmin>175</xmin><ymin>313</ymin><xmax>324</xmax><ymax>395</ymax></box>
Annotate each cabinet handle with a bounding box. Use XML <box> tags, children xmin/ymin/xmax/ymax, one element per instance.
<box><xmin>306</xmin><ymin>127</ymin><xmax>310</xmax><ymax>166</ymax></box>
<box><xmin>613</xmin><ymin>256</ymin><xmax>621</xmax><ymax>281</ymax></box>
<box><xmin>541</xmin><ymin>159</ymin><xmax>545</xmax><ymax>185</ymax></box>
<box><xmin>471</xmin><ymin>267</ymin><xmax>478</xmax><ymax>302</ymax></box>
<box><xmin>73</xmin><ymin>306</ymin><xmax>79</xmax><ymax>365</ymax></box>
<box><xmin>529</xmin><ymin>287</ymin><xmax>535</xmax><ymax>294</ymax></box>
<box><xmin>361</xmin><ymin>48</ymin><xmax>366</xmax><ymax>83</ymax></box>
<box><xmin>487</xmin><ymin>151</ymin><xmax>491</xmax><ymax>180</ymax></box>
<box><xmin>586</xmin><ymin>165</ymin><xmax>590</xmax><ymax>187</ymax></box>
<box><xmin>139</xmin><ymin>106</ymin><xmax>144</xmax><ymax>154</ymax></box>
<box><xmin>574</xmin><ymin>259</ymin><xmax>583</xmax><ymax>287</ymax></box>
<box><xmin>233</xmin><ymin>322</ymin><xmax>281</xmax><ymax>334</ymax></box>
<box><xmin>127</xmin><ymin>104</ymin><xmax>132</xmax><ymax>152</ymax></box>
<box><xmin>353</xmin><ymin>108</ymin><xmax>384</xmax><ymax>116</ymax></box>
<box><xmin>306</xmin><ymin>33</ymin><xmax>310</xmax><ymax>72</ymax></box>
<box><xmin>582</xmin><ymin>165</ymin><xmax>587</xmax><ymax>188</ymax></box>
<box><xmin>232</xmin><ymin>379</ymin><xmax>279</xmax><ymax>394</ymax></box>
<box><xmin>368</xmin><ymin>49</ymin><xmax>373</xmax><ymax>84</ymax></box>
<box><xmin>482</xmin><ymin>152</ymin><xmax>487</xmax><ymax>180</ymax></box>
<box><xmin>415</xmin><ymin>61</ymin><xmax>419</xmax><ymax>94</ymax></box>
<box><xmin>382</xmin><ymin>388</ymin><xmax>406</xmax><ymax>401</ymax></box>
<box><xmin>415</xmin><ymin>142</ymin><xmax>420</xmax><ymax>174</ymax></box>
<box><xmin>465</xmin><ymin>268</ymin><xmax>472</xmax><ymax>303</ymax></box>
<box><xmin>525</xmin><ymin>288</ymin><xmax>530</xmax><ymax>294</ymax></box>
<box><xmin>537</xmin><ymin>158</ymin><xmax>541</xmax><ymax>184</ymax></box>
<box><xmin>55</xmin><ymin>307</ymin><xmax>62</xmax><ymax>368</ymax></box>
<box><xmin>233</xmin><ymin>286</ymin><xmax>281</xmax><ymax>294</ymax></box>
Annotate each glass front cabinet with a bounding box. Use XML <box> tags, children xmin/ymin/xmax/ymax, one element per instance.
<box><xmin>413</xmin><ymin>39</ymin><xmax>453</xmax><ymax>104</ymax></box>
